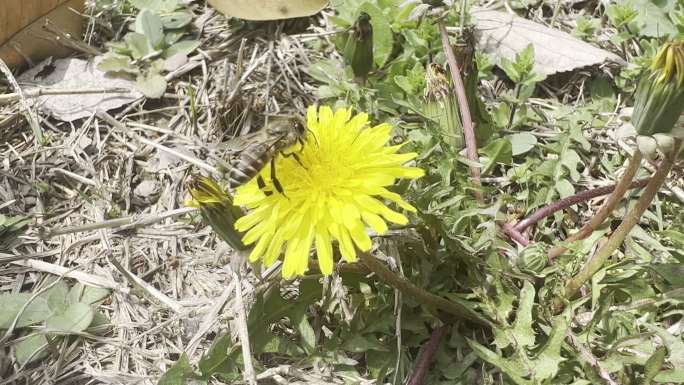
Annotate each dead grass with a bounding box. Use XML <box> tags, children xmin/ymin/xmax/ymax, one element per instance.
<box><xmin>0</xmin><ymin>4</ymin><xmax>344</xmax><ymax>384</ymax></box>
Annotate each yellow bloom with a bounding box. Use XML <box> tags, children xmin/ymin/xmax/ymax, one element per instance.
<box><xmin>234</xmin><ymin>106</ymin><xmax>424</xmax><ymax>278</ymax></box>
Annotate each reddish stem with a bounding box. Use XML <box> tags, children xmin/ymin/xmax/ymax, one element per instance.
<box><xmin>501</xmin><ymin>222</ymin><xmax>530</xmax><ymax>246</ymax></box>
<box><xmin>407</xmin><ymin>326</ymin><xmax>449</xmax><ymax>385</ymax></box>
<box><xmin>438</xmin><ymin>22</ymin><xmax>483</xmax><ymax>204</ymax></box>
<box><xmin>513</xmin><ymin>178</ymin><xmax>651</xmax><ymax>234</ymax></box>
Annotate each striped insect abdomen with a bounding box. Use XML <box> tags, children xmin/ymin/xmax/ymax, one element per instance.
<box><xmin>227</xmin><ymin>142</ymin><xmax>271</xmax><ymax>188</ymax></box>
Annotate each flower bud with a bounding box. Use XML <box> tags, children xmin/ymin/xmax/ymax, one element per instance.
<box><xmin>424</xmin><ymin>63</ymin><xmax>464</xmax><ymax>149</ymax></box>
<box><xmin>632</xmin><ymin>41</ymin><xmax>684</xmax><ymax>136</ymax></box>
<box><xmin>343</xmin><ymin>12</ymin><xmax>373</xmax><ymax>82</ymax></box>
<box><xmin>186</xmin><ymin>175</ymin><xmax>247</xmax><ymax>251</ymax></box>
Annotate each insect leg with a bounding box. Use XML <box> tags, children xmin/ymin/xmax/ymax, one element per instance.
<box><xmin>257</xmin><ymin>175</ymin><xmax>272</xmax><ymax>196</ymax></box>
<box><xmin>281</xmin><ymin>150</ymin><xmax>306</xmax><ymax>168</ymax></box>
<box><xmin>270</xmin><ymin>158</ymin><xmax>287</xmax><ymax>197</ymax></box>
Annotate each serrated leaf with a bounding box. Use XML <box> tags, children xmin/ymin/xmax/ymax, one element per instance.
<box><xmin>0</xmin><ymin>293</ymin><xmax>52</xmax><ymax>329</ymax></box>
<box><xmin>136</xmin><ymin>72</ymin><xmax>167</xmax><ymax>98</ymax></box>
<box><xmin>159</xmin><ymin>353</ymin><xmax>206</xmax><ymax>385</ymax></box>
<box><xmin>480</xmin><ymin>138</ymin><xmax>513</xmax><ymax>175</ymax></box>
<box><xmin>135</xmin><ymin>9</ymin><xmax>165</xmax><ymax>49</ymax></box>
<box><xmin>508</xmin><ymin>132</ymin><xmax>537</xmax><ymax>156</ymax></box>
<box><xmin>45</xmin><ymin>302</ymin><xmax>94</xmax><ymax>333</ymax></box>
<box><xmin>532</xmin><ymin>309</ymin><xmax>570</xmax><ymax>381</ymax></box>
<box><xmin>15</xmin><ymin>333</ymin><xmax>50</xmax><ymax>366</ymax></box>
<box><xmin>67</xmin><ymin>283</ymin><xmax>111</xmax><ymax>305</ymax></box>
<box><xmin>644</xmin><ymin>346</ymin><xmax>667</xmax><ymax>385</ymax></box>
<box><xmin>161</xmin><ymin>11</ymin><xmax>193</xmax><ymax>29</ymax></box>
<box><xmin>164</xmin><ymin>40</ymin><xmax>200</xmax><ymax>58</ymax></box>
<box><xmin>512</xmin><ymin>281</ymin><xmax>535</xmax><ymax>348</ymax></box>
<box><xmin>129</xmin><ymin>0</ymin><xmax>179</xmax><ymax>12</ymax></box>
<box><xmin>468</xmin><ymin>338</ymin><xmax>533</xmax><ymax>385</ymax></box>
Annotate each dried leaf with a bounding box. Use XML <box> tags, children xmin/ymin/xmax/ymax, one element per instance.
<box><xmin>472</xmin><ymin>9</ymin><xmax>625</xmax><ymax>76</ymax></box>
<box><xmin>0</xmin><ymin>0</ymin><xmax>85</xmax><ymax>69</ymax></box>
<box><xmin>17</xmin><ymin>56</ymin><xmax>142</xmax><ymax>122</ymax></box>
<box><xmin>207</xmin><ymin>0</ymin><xmax>327</xmax><ymax>21</ymax></box>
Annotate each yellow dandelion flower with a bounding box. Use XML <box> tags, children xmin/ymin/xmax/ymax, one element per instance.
<box><xmin>233</xmin><ymin>106</ymin><xmax>424</xmax><ymax>278</ymax></box>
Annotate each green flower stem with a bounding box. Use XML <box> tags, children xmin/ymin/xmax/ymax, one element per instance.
<box><xmin>548</xmin><ymin>150</ymin><xmax>644</xmax><ymax>260</ymax></box>
<box><xmin>358</xmin><ymin>251</ymin><xmax>492</xmax><ymax>327</ymax></box>
<box><xmin>563</xmin><ymin>141</ymin><xmax>681</xmax><ymax>300</ymax></box>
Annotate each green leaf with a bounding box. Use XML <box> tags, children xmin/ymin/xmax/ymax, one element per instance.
<box><xmin>15</xmin><ymin>333</ymin><xmax>50</xmax><ymax>366</ymax></box>
<box><xmin>97</xmin><ymin>53</ymin><xmax>139</xmax><ymax>74</ymax></box>
<box><xmin>654</xmin><ymin>369</ymin><xmax>684</xmax><ymax>383</ymax></box>
<box><xmin>198</xmin><ymin>334</ymin><xmax>238</xmax><ymax>378</ymax></box>
<box><xmin>648</xmin><ymin>263</ymin><xmax>684</xmax><ymax>287</ymax></box>
<box><xmin>555</xmin><ymin>179</ymin><xmax>575</xmax><ymax>200</ymax></box>
<box><xmin>512</xmin><ymin>281</ymin><xmax>535</xmax><ymax>348</ymax></box>
<box><xmin>135</xmin><ymin>9</ymin><xmax>165</xmax><ymax>49</ymax></box>
<box><xmin>480</xmin><ymin>138</ymin><xmax>513</xmax><ymax>175</ymax></box>
<box><xmin>644</xmin><ymin>346</ymin><xmax>667</xmax><ymax>385</ymax></box>
<box><xmin>129</xmin><ymin>0</ymin><xmax>179</xmax><ymax>12</ymax></box>
<box><xmin>560</xmin><ymin>149</ymin><xmax>582</xmax><ymax>181</ymax></box>
<box><xmin>67</xmin><ymin>283</ymin><xmax>111</xmax><ymax>305</ymax></box>
<box><xmin>357</xmin><ymin>2</ymin><xmax>393</xmax><ymax>66</ymax></box>
<box><xmin>164</xmin><ymin>40</ymin><xmax>200</xmax><ymax>58</ymax></box>
<box><xmin>45</xmin><ymin>302</ymin><xmax>94</xmax><ymax>333</ymax></box>
<box><xmin>125</xmin><ymin>32</ymin><xmax>155</xmax><ymax>59</ymax></box>
<box><xmin>136</xmin><ymin>72</ymin><xmax>168</xmax><ymax>98</ymax></box>
<box><xmin>0</xmin><ymin>293</ymin><xmax>52</xmax><ymax>329</ymax></box>
<box><xmin>342</xmin><ymin>334</ymin><xmax>389</xmax><ymax>353</ymax></box>
<box><xmin>158</xmin><ymin>353</ymin><xmax>206</xmax><ymax>385</ymax></box>
<box><xmin>289</xmin><ymin>309</ymin><xmax>316</xmax><ymax>354</ymax></box>
<box><xmin>630</xmin><ymin>0</ymin><xmax>677</xmax><ymax>37</ymax></box>
<box><xmin>532</xmin><ymin>309</ymin><xmax>570</xmax><ymax>381</ymax></box>
<box><xmin>161</xmin><ymin>11</ymin><xmax>193</xmax><ymax>29</ymax></box>
<box><xmin>165</xmin><ymin>30</ymin><xmax>186</xmax><ymax>46</ymax></box>
<box><xmin>468</xmin><ymin>339</ymin><xmax>533</xmax><ymax>385</ymax></box>
<box><xmin>86</xmin><ymin>310</ymin><xmax>111</xmax><ymax>335</ymax></box>
<box><xmin>43</xmin><ymin>280</ymin><xmax>69</xmax><ymax>313</ymax></box>
<box><xmin>508</xmin><ymin>133</ymin><xmax>537</xmax><ymax>156</ymax></box>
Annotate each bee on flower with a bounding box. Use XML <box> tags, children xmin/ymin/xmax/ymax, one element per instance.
<box><xmin>232</xmin><ymin>105</ymin><xmax>424</xmax><ymax>278</ymax></box>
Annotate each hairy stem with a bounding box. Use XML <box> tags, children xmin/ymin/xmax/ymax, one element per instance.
<box><xmin>563</xmin><ymin>141</ymin><xmax>681</xmax><ymax>300</ymax></box>
<box><xmin>548</xmin><ymin>151</ymin><xmax>643</xmax><ymax>259</ymax></box>
<box><xmin>358</xmin><ymin>251</ymin><xmax>491</xmax><ymax>327</ymax></box>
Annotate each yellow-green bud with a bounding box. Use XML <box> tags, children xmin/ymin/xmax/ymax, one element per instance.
<box><xmin>632</xmin><ymin>41</ymin><xmax>684</xmax><ymax>136</ymax></box>
<box><xmin>186</xmin><ymin>175</ymin><xmax>247</xmax><ymax>251</ymax></box>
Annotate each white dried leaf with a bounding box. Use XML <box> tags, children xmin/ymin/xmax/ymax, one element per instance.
<box><xmin>472</xmin><ymin>9</ymin><xmax>625</xmax><ymax>76</ymax></box>
<box><xmin>17</xmin><ymin>56</ymin><xmax>142</xmax><ymax>122</ymax></box>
